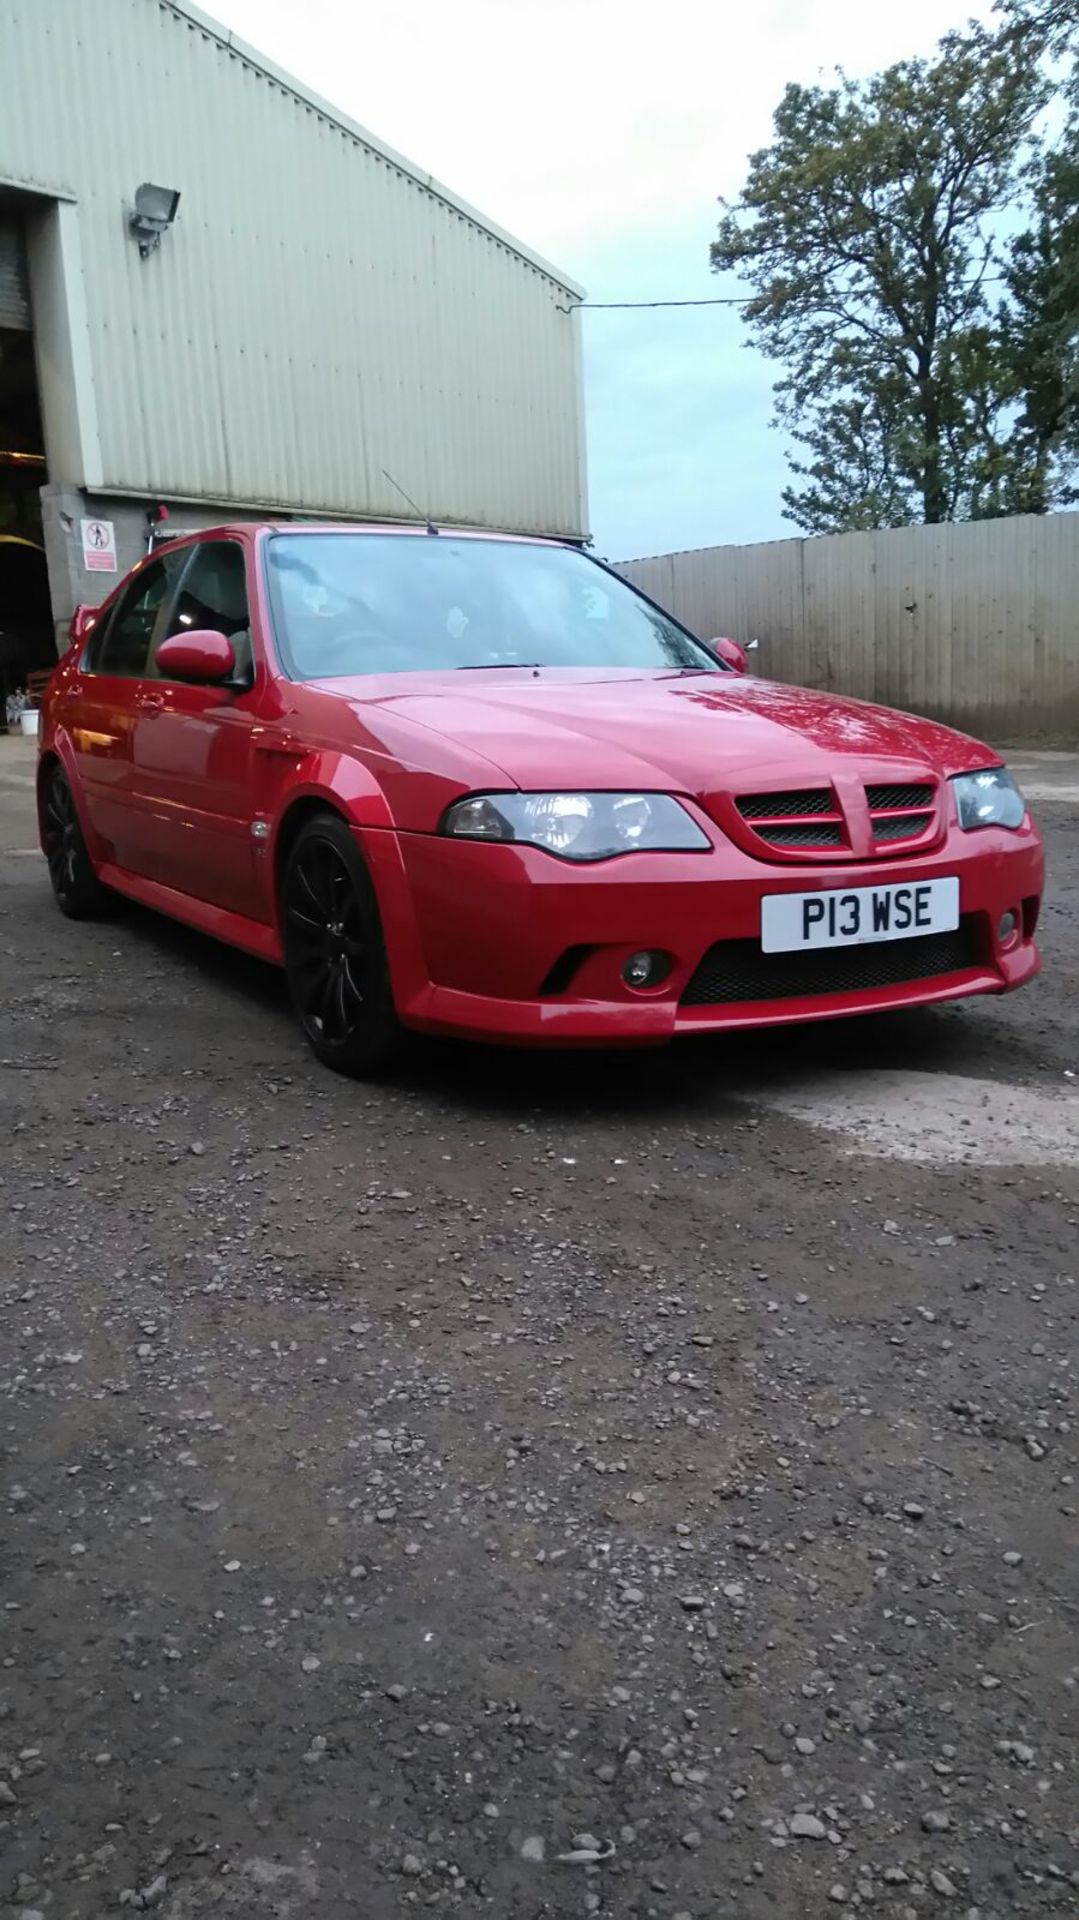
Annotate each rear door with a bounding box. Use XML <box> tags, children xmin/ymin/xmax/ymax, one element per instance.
<box><xmin>127</xmin><ymin>538</ymin><xmax>266</xmax><ymax>919</ymax></box>
<box><xmin>65</xmin><ymin>552</ymin><xmax>185</xmax><ymax>868</ymax></box>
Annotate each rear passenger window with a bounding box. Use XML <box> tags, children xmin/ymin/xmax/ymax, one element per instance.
<box><xmin>87</xmin><ymin>555</ymin><xmax>180</xmax><ymax>677</ymax></box>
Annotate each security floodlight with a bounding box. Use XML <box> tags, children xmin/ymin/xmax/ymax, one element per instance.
<box><xmin>129</xmin><ymin>183</ymin><xmax>180</xmax><ymax>258</ymax></box>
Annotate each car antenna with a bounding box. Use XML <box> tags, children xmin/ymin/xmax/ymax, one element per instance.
<box><xmin>381</xmin><ymin>468</ymin><xmax>439</xmax><ymax>536</ymax></box>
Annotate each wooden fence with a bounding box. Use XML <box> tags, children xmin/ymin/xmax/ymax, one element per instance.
<box><xmin>617</xmin><ymin>512</ymin><xmax>1079</xmax><ymax>743</ymax></box>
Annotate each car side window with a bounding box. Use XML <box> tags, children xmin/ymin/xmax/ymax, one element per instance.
<box><xmin>156</xmin><ymin>541</ymin><xmax>252</xmax><ymax>680</ymax></box>
<box><xmin>85</xmin><ymin>553</ymin><xmax>183</xmax><ymax>677</ymax></box>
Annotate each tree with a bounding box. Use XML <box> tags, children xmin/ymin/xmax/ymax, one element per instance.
<box><xmin>997</xmin><ymin>148</ymin><xmax>1079</xmax><ymax>511</ymax></box>
<box><xmin>712</xmin><ymin>26</ymin><xmax>1051</xmax><ymax>531</ymax></box>
<box><xmin>994</xmin><ymin>0</ymin><xmax>1079</xmax><ymax>510</ymax></box>
<box><xmin>998</xmin><ymin>0</ymin><xmax>1079</xmax><ymax>101</ymax></box>
<box><xmin>781</xmin><ymin>383</ymin><xmax>917</xmax><ymax>532</ymax></box>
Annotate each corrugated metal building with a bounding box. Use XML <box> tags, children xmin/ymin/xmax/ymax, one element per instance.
<box><xmin>0</xmin><ymin>0</ymin><xmax>586</xmax><ymax>659</ymax></box>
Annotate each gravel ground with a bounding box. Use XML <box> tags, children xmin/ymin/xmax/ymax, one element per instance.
<box><xmin>1</xmin><ymin>740</ymin><xmax>1076</xmax><ymax>1920</ymax></box>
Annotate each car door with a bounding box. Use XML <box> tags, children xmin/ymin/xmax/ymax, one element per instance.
<box><xmin>126</xmin><ymin>538</ymin><xmax>266</xmax><ymax>920</ymax></box>
<box><xmin>65</xmin><ymin>552</ymin><xmax>185</xmax><ymax>870</ymax></box>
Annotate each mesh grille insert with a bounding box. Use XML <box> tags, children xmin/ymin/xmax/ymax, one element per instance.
<box><xmin>757</xmin><ymin>824</ymin><xmax>844</xmax><ymax>848</ymax></box>
<box><xmin>681</xmin><ymin>922</ymin><xmax>981</xmax><ymax>1006</ymax></box>
<box><xmin>736</xmin><ymin>789</ymin><xmax>836</xmax><ymax>820</ymax></box>
<box><xmin>874</xmin><ymin>812</ymin><xmax>933</xmax><ymax>842</ymax></box>
<box><xmin>866</xmin><ymin>783</ymin><xmax>934</xmax><ymax>812</ymax></box>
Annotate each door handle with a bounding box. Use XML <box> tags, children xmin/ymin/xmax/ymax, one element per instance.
<box><xmin>141</xmin><ymin>691</ymin><xmax>166</xmax><ymax>714</ymax></box>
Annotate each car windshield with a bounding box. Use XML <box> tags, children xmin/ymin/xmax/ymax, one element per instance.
<box><xmin>265</xmin><ymin>533</ymin><xmax>723</xmax><ymax>679</ymax></box>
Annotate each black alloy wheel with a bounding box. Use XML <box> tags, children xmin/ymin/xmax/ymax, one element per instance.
<box><xmin>282</xmin><ymin>814</ymin><xmax>402</xmax><ymax>1076</ymax></box>
<box><xmin>43</xmin><ymin>766</ymin><xmax>110</xmax><ymax>919</ymax></box>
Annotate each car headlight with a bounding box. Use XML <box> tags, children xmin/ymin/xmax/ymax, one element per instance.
<box><xmin>442</xmin><ymin>792</ymin><xmax>711</xmax><ymax>861</ymax></box>
<box><xmin>951</xmin><ymin>768</ymin><xmax>1026</xmax><ymax>832</ymax></box>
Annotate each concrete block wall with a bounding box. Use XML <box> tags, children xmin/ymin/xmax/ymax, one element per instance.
<box><xmin>39</xmin><ymin>486</ymin><xmax>286</xmax><ymax>654</ymax></box>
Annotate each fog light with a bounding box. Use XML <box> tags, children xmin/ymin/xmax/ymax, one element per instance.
<box><xmin>622</xmin><ymin>950</ymin><xmax>669</xmax><ymax>989</ymax></box>
<box><xmin>997</xmin><ymin>910</ymin><xmax>1018</xmax><ymax>943</ymax></box>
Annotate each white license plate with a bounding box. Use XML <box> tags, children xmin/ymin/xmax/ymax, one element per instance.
<box><xmin>761</xmin><ymin>876</ymin><xmax>960</xmax><ymax>954</ymax></box>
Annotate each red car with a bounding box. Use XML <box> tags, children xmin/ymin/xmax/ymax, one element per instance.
<box><xmin>39</xmin><ymin>524</ymin><xmax>1043</xmax><ymax>1077</ymax></box>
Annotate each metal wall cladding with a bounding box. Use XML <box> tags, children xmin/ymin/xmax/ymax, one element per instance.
<box><xmin>619</xmin><ymin>513</ymin><xmax>1079</xmax><ymax>744</ymax></box>
<box><xmin>0</xmin><ymin>0</ymin><xmax>586</xmax><ymax>536</ymax></box>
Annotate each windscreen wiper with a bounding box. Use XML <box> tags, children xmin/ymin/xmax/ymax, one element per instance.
<box><xmin>455</xmin><ymin>661</ymin><xmax>544</xmax><ymax>670</ymax></box>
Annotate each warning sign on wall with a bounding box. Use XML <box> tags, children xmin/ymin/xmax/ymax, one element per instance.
<box><xmin>81</xmin><ymin>517</ymin><xmax>118</xmax><ymax>573</ymax></box>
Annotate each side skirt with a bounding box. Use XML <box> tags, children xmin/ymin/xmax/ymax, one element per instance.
<box><xmin>97</xmin><ymin>862</ymin><xmax>283</xmax><ymax>966</ymax></box>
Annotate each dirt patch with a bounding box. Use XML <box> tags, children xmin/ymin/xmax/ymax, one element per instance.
<box><xmin>748</xmin><ymin>1068</ymin><xmax>1079</xmax><ymax>1165</ymax></box>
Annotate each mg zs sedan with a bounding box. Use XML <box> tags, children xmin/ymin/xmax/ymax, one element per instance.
<box><xmin>39</xmin><ymin>525</ymin><xmax>1043</xmax><ymax>1076</ymax></box>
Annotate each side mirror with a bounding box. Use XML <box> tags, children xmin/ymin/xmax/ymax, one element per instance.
<box><xmin>155</xmin><ymin>629</ymin><xmax>236</xmax><ymax>684</ymax></box>
<box><xmin>711</xmin><ymin>636</ymin><xmax>749</xmax><ymax>674</ymax></box>
<box><xmin>71</xmin><ymin>604</ymin><xmax>97</xmax><ymax>645</ymax></box>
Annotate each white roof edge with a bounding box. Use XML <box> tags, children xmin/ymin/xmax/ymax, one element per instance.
<box><xmin>161</xmin><ymin>0</ymin><xmax>586</xmax><ymax>299</ymax></box>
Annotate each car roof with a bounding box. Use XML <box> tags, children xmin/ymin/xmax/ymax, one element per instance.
<box><xmin>177</xmin><ymin>523</ymin><xmax>571</xmax><ymax>546</ymax></box>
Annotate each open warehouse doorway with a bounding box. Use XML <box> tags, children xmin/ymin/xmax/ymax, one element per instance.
<box><xmin>0</xmin><ymin>199</ymin><xmax>52</xmax><ymax>711</ymax></box>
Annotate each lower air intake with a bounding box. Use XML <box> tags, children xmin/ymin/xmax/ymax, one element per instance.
<box><xmin>538</xmin><ymin>946</ymin><xmax>592</xmax><ymax>996</ymax></box>
<box><xmin>681</xmin><ymin>923</ymin><xmax>982</xmax><ymax>1006</ymax></box>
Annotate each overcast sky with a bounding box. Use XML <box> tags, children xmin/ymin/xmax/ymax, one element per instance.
<box><xmin>210</xmin><ymin>0</ymin><xmax>992</xmax><ymax>559</ymax></box>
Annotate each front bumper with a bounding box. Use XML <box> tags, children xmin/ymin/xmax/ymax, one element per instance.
<box><xmin>366</xmin><ymin>822</ymin><xmax>1044</xmax><ymax>1047</ymax></box>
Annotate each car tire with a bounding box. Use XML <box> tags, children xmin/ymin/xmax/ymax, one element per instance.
<box><xmin>43</xmin><ymin>765</ymin><xmax>112</xmax><ymax>920</ymax></box>
<box><xmin>281</xmin><ymin>812</ymin><xmax>403</xmax><ymax>1078</ymax></box>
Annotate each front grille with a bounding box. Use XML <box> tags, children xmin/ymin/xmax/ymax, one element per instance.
<box><xmin>866</xmin><ymin>780</ymin><xmax>938</xmax><ymax>852</ymax></box>
<box><xmin>757</xmin><ymin>823</ymin><xmax>844</xmax><ymax>848</ymax></box>
<box><xmin>682</xmin><ymin>922</ymin><xmax>981</xmax><ymax>1006</ymax></box>
<box><xmin>735</xmin><ymin>787</ymin><xmax>846</xmax><ymax>854</ymax></box>
<box><xmin>865</xmin><ymin>783</ymin><xmax>934</xmax><ymax>812</ymax></box>
<box><xmin>737</xmin><ymin>789</ymin><xmax>835</xmax><ymax>819</ymax></box>
<box><xmin>733</xmin><ymin>780</ymin><xmax>939</xmax><ymax>862</ymax></box>
<box><xmin>874</xmin><ymin>812</ymin><xmax>933</xmax><ymax>842</ymax></box>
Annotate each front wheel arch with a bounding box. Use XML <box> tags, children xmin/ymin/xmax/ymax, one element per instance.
<box><xmin>272</xmin><ymin>797</ymin><xmax>353</xmax><ymax>930</ymax></box>
<box><xmin>279</xmin><ymin>810</ymin><xmax>403</xmax><ymax>1076</ymax></box>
